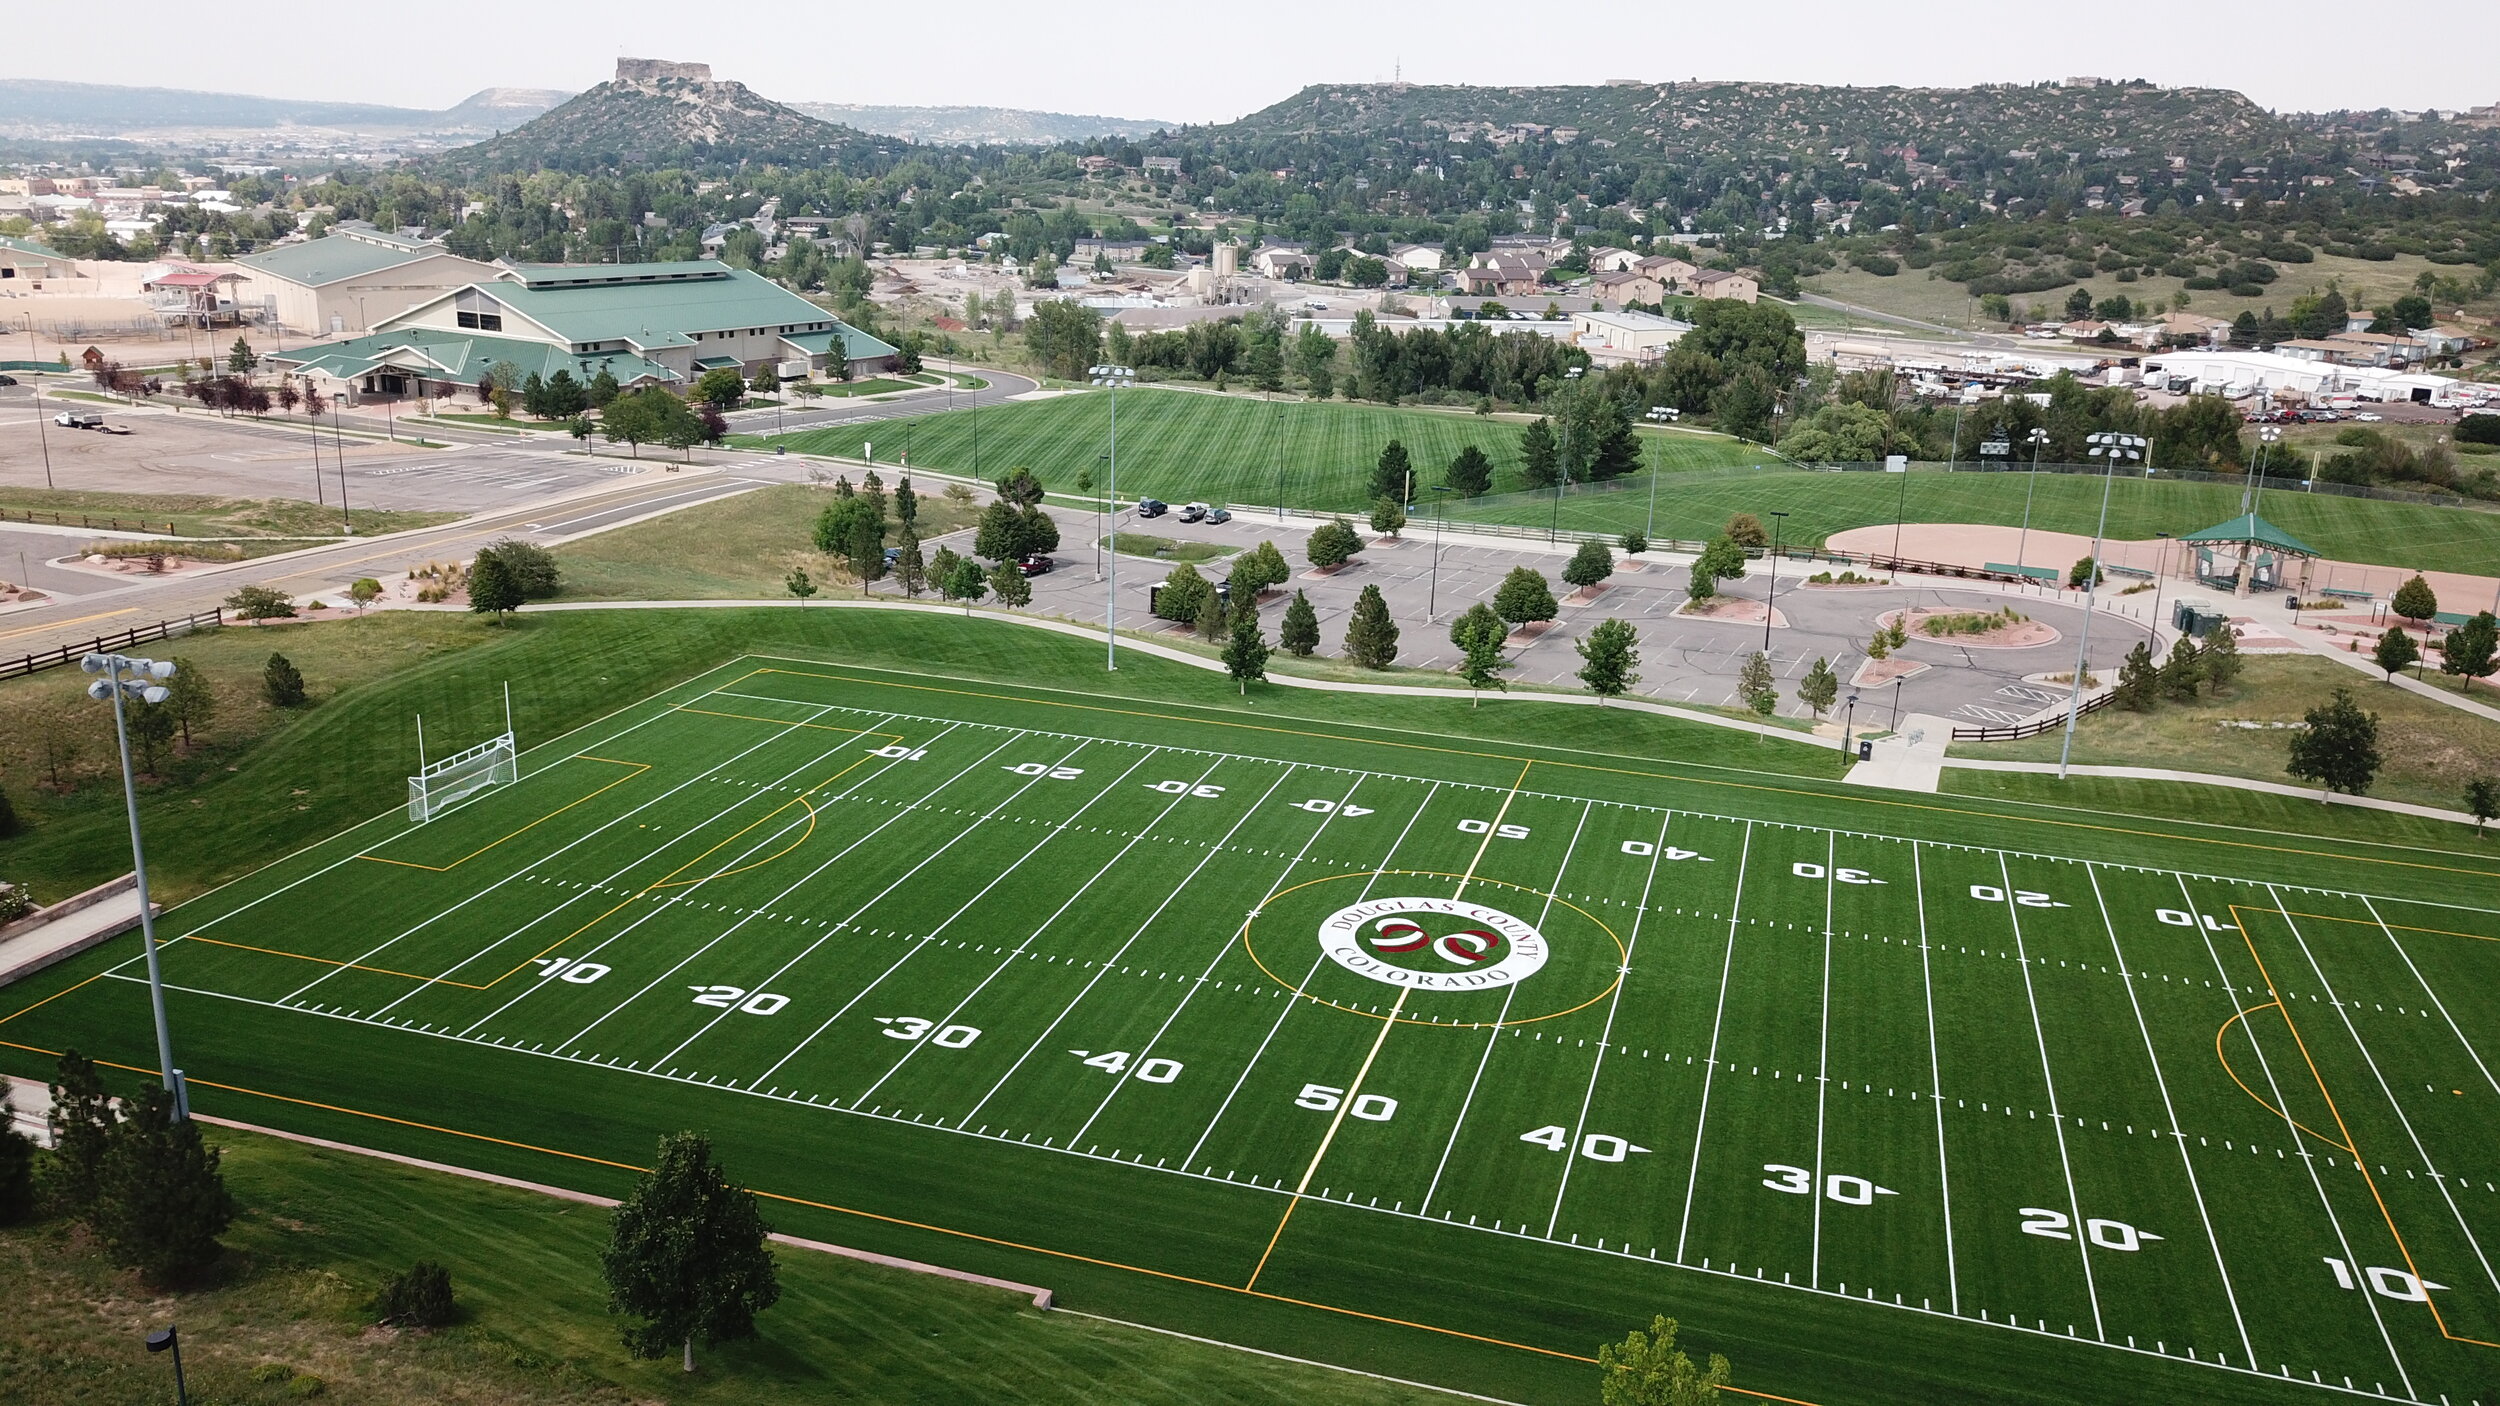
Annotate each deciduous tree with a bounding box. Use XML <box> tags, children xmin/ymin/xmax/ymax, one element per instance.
<box><xmin>1450</xmin><ymin>602</ymin><xmax>1509</xmax><ymax>704</ymax></box>
<box><xmin>2372</xmin><ymin>626</ymin><xmax>2418</xmax><ymax>680</ymax></box>
<box><xmin>1306</xmin><ymin>518</ymin><xmax>1363</xmax><ymax>569</ymax></box>
<box><xmin>466</xmin><ymin>550</ymin><xmax>524</xmax><ymax>621</ymax></box>
<box><xmin>2391</xmin><ymin>574</ymin><xmax>2439</xmax><ymax>626</ymax></box>
<box><xmin>989</xmin><ymin>560</ymin><xmax>1032</xmax><ymax>609</ymax></box>
<box><xmin>1577</xmin><ymin>618</ymin><xmax>1641</xmax><ymax>701</ymax></box>
<box><xmin>1493</xmin><ymin>566</ymin><xmax>1557</xmax><ymax>627</ymax></box>
<box><xmin>1597</xmin><ymin>1314</ymin><xmax>1732</xmax><ymax>1406</ymax></box>
<box><xmin>603</xmin><ymin>1132</ymin><xmax>781</xmax><ymax>1374</ymax></box>
<box><xmin>2466</xmin><ymin>777</ymin><xmax>2497</xmax><ymax>835</ymax></box>
<box><xmin>1156</xmin><ymin>563</ymin><xmax>1213</xmax><ymax>622</ymax></box>
<box><xmin>1562</xmin><ymin>539</ymin><xmax>1614</xmax><ymax>591</ymax></box>
<box><xmin>1368</xmin><ymin>496</ymin><xmax>1407</xmax><ymax>538</ymax></box>
<box><xmin>161</xmin><ymin>655</ymin><xmax>213</xmax><ymax>748</ymax></box>
<box><xmin>2441</xmin><ymin>611</ymin><xmax>2498</xmax><ymax>690</ymax></box>
<box><xmin>2287</xmin><ymin>686</ymin><xmax>2382</xmax><ymax>799</ymax></box>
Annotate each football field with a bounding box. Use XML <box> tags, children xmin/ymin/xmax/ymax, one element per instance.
<box><xmin>7</xmin><ymin>655</ymin><xmax>2499</xmax><ymax>1405</ymax></box>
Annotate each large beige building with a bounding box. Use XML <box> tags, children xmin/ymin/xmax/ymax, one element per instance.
<box><xmin>233</xmin><ymin>224</ymin><xmax>500</xmax><ymax>336</ymax></box>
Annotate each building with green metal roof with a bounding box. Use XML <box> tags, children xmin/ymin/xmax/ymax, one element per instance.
<box><xmin>232</xmin><ymin>223</ymin><xmax>501</xmax><ymax>337</ymax></box>
<box><xmin>268</xmin><ymin>257</ymin><xmax>895</xmax><ymax>402</ymax></box>
<box><xmin>2179</xmin><ymin>512</ymin><xmax>2319</xmax><ymax>596</ymax></box>
<box><xmin>266</xmin><ymin>258</ymin><xmax>895</xmax><ymax>404</ymax></box>
<box><xmin>0</xmin><ymin>232</ymin><xmax>75</xmax><ymax>283</ymax></box>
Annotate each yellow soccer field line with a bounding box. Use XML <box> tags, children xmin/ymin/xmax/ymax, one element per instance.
<box><xmin>2228</xmin><ymin>905</ymin><xmax>2500</xmax><ymax>1351</ymax></box>
<box><xmin>360</xmin><ymin>755</ymin><xmax>649</xmax><ymax>873</ymax></box>
<box><xmin>177</xmin><ymin>934</ymin><xmax>491</xmax><ymax>989</ymax></box>
<box><xmin>744</xmin><ymin>665</ymin><xmax>2500</xmax><ymax>882</ymax></box>
<box><xmin>672</xmin><ymin>702</ymin><xmax>903</xmax><ymax>743</ymax></box>
<box><xmin>2213</xmin><ymin>1003</ymin><xmax>2350</xmax><ymax>1153</ymax></box>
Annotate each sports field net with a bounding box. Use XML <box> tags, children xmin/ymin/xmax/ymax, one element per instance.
<box><xmin>407</xmin><ymin>732</ymin><xmax>517</xmax><ymax>823</ymax></box>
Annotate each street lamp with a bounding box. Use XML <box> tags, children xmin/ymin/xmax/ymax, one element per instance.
<box><xmin>2150</xmin><ymin>530</ymin><xmax>2174</xmax><ymax>637</ymax></box>
<box><xmin>1089</xmin><ymin>364</ymin><xmax>1134</xmax><ymax>671</ymax></box>
<box><xmin>146</xmin><ymin>1326</ymin><xmax>188</xmax><ymax>1406</ymax></box>
<box><xmin>1548</xmin><ymin>366</ymin><xmax>1583</xmax><ymax>544</ymax></box>
<box><xmin>332</xmin><ymin>402</ymin><xmax>352</xmax><ymax>534</ymax></box>
<box><xmin>31</xmin><ymin>379</ymin><xmax>55</xmax><ymax>490</ymax></box>
<box><xmin>2016</xmin><ymin>427</ymin><xmax>2050</xmax><ymax>571</ymax></box>
<box><xmin>1427</xmin><ymin>482</ymin><xmax>1453</xmax><ymax>622</ymax></box>
<box><xmin>2058</xmin><ymin>432</ymin><xmax>2145</xmax><ymax>779</ymax></box>
<box><xmin>81</xmin><ymin>652</ymin><xmax>185</xmax><ymax>1115</ymax></box>
<box><xmin>1840</xmin><ymin>690</ymin><xmax>1861</xmax><ymax>760</ymax></box>
<box><xmin>1762</xmin><ymin>509</ymin><xmax>1789</xmax><ymax>654</ymax></box>
<box><xmin>1274</xmin><ymin>402</ymin><xmax>1286</xmax><ymax>522</ymax></box>
<box><xmin>1643</xmin><ymin>406</ymin><xmax>1678</xmax><ymax>540</ymax></box>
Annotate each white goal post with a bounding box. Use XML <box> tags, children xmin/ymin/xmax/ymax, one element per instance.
<box><xmin>408</xmin><ymin>732</ymin><xmax>517</xmax><ymax>823</ymax></box>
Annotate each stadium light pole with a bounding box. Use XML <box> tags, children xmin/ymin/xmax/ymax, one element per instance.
<box><xmin>2151</xmin><ymin>531</ymin><xmax>2174</xmax><ymax>637</ymax></box>
<box><xmin>1427</xmin><ymin>482</ymin><xmax>1452</xmax><ymax>623</ymax></box>
<box><xmin>1548</xmin><ymin>366</ymin><xmax>1583</xmax><ymax>545</ymax></box>
<box><xmin>82</xmin><ymin>651</ymin><xmax>185</xmax><ymax>1117</ymax></box>
<box><xmin>31</xmin><ymin>379</ymin><xmax>55</xmax><ymax>489</ymax></box>
<box><xmin>2016</xmin><ymin>427</ymin><xmax>2050</xmax><ymax>571</ymax></box>
<box><xmin>1274</xmin><ymin>402</ymin><xmax>1286</xmax><ymax>522</ymax></box>
<box><xmin>1090</xmin><ymin>364</ymin><xmax>1134</xmax><ymax>671</ymax></box>
<box><xmin>1762</xmin><ymin>510</ymin><xmax>1789</xmax><ymax>655</ymax></box>
<box><xmin>2248</xmin><ymin>425</ymin><xmax>2281</xmax><ymax>522</ymax></box>
<box><xmin>2057</xmin><ymin>432</ymin><xmax>2144</xmax><ymax>780</ymax></box>
<box><xmin>1643</xmin><ymin>406</ymin><xmax>1677</xmax><ymax>540</ymax></box>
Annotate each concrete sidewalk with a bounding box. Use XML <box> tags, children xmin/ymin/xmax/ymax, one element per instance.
<box><xmin>0</xmin><ymin>875</ymin><xmax>151</xmax><ymax>988</ymax></box>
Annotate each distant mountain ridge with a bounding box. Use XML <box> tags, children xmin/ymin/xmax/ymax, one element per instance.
<box><xmin>791</xmin><ymin>102</ymin><xmax>1170</xmax><ymax>145</ymax></box>
<box><xmin>0</xmin><ymin>78</ymin><xmax>568</xmax><ymax>134</ymax></box>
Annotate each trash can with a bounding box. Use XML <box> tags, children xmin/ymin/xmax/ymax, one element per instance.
<box><xmin>2285</xmin><ymin>593</ymin><xmax>2298</xmax><ymax>610</ymax></box>
<box><xmin>1857</xmin><ymin>740</ymin><xmax>1874</xmax><ymax>761</ymax></box>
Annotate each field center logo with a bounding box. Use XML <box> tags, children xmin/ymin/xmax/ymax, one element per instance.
<box><xmin>1317</xmin><ymin>896</ymin><xmax>1549</xmax><ymax>991</ymax></box>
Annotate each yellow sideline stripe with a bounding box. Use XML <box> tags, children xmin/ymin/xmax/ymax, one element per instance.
<box><xmin>361</xmin><ymin>755</ymin><xmax>650</xmax><ymax>873</ymax></box>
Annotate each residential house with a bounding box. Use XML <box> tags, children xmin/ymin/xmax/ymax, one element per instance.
<box><xmin>1586</xmin><ymin>246</ymin><xmax>1641</xmax><ymax>273</ymax></box>
<box><xmin>1460</xmin><ymin>253</ymin><xmax>1547</xmax><ymax>297</ymax></box>
<box><xmin>1388</xmin><ymin>243</ymin><xmax>1445</xmax><ymax>274</ymax></box>
<box><xmin>1635</xmin><ymin>255</ymin><xmax>1700</xmax><ymax>289</ymax></box>
<box><xmin>1691</xmin><ymin>269</ymin><xmax>1759</xmax><ymax>304</ymax></box>
<box><xmin>1252</xmin><ymin>243</ymin><xmax>1312</xmax><ymax>279</ymax></box>
<box><xmin>2324</xmin><ymin>331</ymin><xmax>2421</xmax><ymax>367</ymax></box>
<box><xmin>2345</xmin><ymin>310</ymin><xmax>2380</xmax><ymax>335</ymax></box>
<box><xmin>2158</xmin><ymin>311</ymin><xmax>2232</xmax><ymax>347</ymax></box>
<box><xmin>264</xmin><ymin>259</ymin><xmax>895</xmax><ymax>403</ymax></box>
<box><xmin>1590</xmin><ymin>271</ymin><xmax>1670</xmax><ymax>309</ymax></box>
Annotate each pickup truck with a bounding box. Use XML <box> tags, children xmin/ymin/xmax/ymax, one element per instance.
<box><xmin>53</xmin><ymin>410</ymin><xmax>105</xmax><ymax>429</ymax></box>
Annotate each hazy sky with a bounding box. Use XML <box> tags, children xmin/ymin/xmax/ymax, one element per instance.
<box><xmin>39</xmin><ymin>0</ymin><xmax>2498</xmax><ymax>123</ymax></box>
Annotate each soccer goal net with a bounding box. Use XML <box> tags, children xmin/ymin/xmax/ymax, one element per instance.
<box><xmin>408</xmin><ymin>732</ymin><xmax>517</xmax><ymax>823</ymax></box>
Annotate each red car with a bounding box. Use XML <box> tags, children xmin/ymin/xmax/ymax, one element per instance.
<box><xmin>1018</xmin><ymin>553</ymin><xmax>1055</xmax><ymax>576</ymax></box>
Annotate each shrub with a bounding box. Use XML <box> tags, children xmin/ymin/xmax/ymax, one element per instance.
<box><xmin>375</xmin><ymin>1260</ymin><xmax>456</xmax><ymax>1328</ymax></box>
<box><xmin>223</xmin><ymin>584</ymin><xmax>296</xmax><ymax>620</ymax></box>
<box><xmin>263</xmin><ymin>652</ymin><xmax>307</xmax><ymax>707</ymax></box>
<box><xmin>0</xmin><ymin>880</ymin><xmax>32</xmax><ymax>924</ymax></box>
<box><xmin>474</xmin><ymin>539</ymin><xmax>561</xmax><ymax>598</ymax></box>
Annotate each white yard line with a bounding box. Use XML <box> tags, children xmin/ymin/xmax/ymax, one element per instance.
<box><xmin>1538</xmin><ymin>809</ymin><xmax>1670</xmax><ymax>1236</ymax></box>
<box><xmin>1810</xmin><ymin>830</ymin><xmax>1837</xmax><ymax>1289</ymax></box>
<box><xmin>1909</xmin><ymin>842</ymin><xmax>1959</xmax><ymax>1316</ymax></box>
<box><xmin>1994</xmin><ymin>852</ymin><xmax>2104</xmax><ymax>1342</ymax></box>
<box><xmin>2173</xmin><ymin>874</ymin><xmax>2413</xmax><ymax>1397</ymax></box>
<box><xmin>741</xmin><ymin>739</ymin><xmax>1143</xmax><ymax>1086</ymax></box>
<box><xmin>1418</xmin><ymin>799</ymin><xmax>1591</xmax><ymax>1220</ymax></box>
<box><xmin>2359</xmin><ymin>896</ymin><xmax>2500</xmax><ymax>1105</ymax></box>
<box><xmin>291</xmin><ymin>702</ymin><xmax>868</xmax><ymax>1008</ymax></box>
<box><xmin>1179</xmin><ymin>782</ymin><xmax>1442</xmax><ymax>1171</ymax></box>
<box><xmin>1674</xmin><ymin>819</ymin><xmax>1755</xmax><ymax>1265</ymax></box>
<box><xmin>2083</xmin><ymin>864</ymin><xmax>2256</xmax><ymax>1369</ymax></box>
<box><xmin>2269</xmin><ymin>889</ymin><xmax>2500</xmax><ymax>1304</ymax></box>
<box><xmin>955</xmin><ymin>764</ymin><xmax>1298</xmax><ymax>1131</ymax></box>
<box><xmin>471</xmin><ymin>727</ymin><xmax>1013</xmax><ymax>1045</ymax></box>
<box><xmin>842</xmin><ymin>751</ymin><xmax>1220</xmax><ymax>1109</ymax></box>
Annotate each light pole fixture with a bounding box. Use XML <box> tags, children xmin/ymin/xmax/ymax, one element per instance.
<box><xmin>2058</xmin><ymin>432</ymin><xmax>2145</xmax><ymax>779</ymax></box>
<box><xmin>1089</xmin><ymin>364</ymin><xmax>1134</xmax><ymax>671</ymax></box>
<box><xmin>1643</xmin><ymin>406</ymin><xmax>1677</xmax><ymax>541</ymax></box>
<box><xmin>1840</xmin><ymin>690</ymin><xmax>1861</xmax><ymax>760</ymax></box>
<box><xmin>1763</xmin><ymin>509</ymin><xmax>1790</xmax><ymax>654</ymax></box>
<box><xmin>1548</xmin><ymin>366</ymin><xmax>1584</xmax><ymax>545</ymax></box>
<box><xmin>147</xmin><ymin>1326</ymin><xmax>188</xmax><ymax>1406</ymax></box>
<box><xmin>82</xmin><ymin>652</ymin><xmax>184</xmax><ymax>1115</ymax></box>
<box><xmin>2016</xmin><ymin>426</ymin><xmax>2051</xmax><ymax>570</ymax></box>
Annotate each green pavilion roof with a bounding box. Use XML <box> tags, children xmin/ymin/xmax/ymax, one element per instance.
<box><xmin>2178</xmin><ymin>513</ymin><xmax>2318</xmax><ymax>558</ymax></box>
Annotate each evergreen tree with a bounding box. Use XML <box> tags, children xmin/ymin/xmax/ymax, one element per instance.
<box><xmin>0</xmin><ymin>784</ymin><xmax>22</xmax><ymax>840</ymax></box>
<box><xmin>467</xmin><ymin>551</ymin><xmax>525</xmax><ymax>621</ymax></box>
<box><xmin>45</xmin><ymin>1050</ymin><xmax>114</xmax><ymax>1219</ymax></box>
<box><xmin>1446</xmin><ymin>444</ymin><xmax>1493</xmax><ymax>497</ymax></box>
<box><xmin>1797</xmin><ymin>657</ymin><xmax>1840</xmax><ymax>718</ymax></box>
<box><xmin>973</xmin><ymin>499</ymin><xmax>1028</xmax><ymax>563</ymax></box>
<box><xmin>0</xmin><ymin>1092</ymin><xmax>34</xmax><ymax>1224</ymax></box>
<box><xmin>375</xmin><ymin>1261</ymin><xmax>457</xmax><ymax>1328</ymax></box>
<box><xmin>94</xmin><ymin>1085</ymin><xmax>235</xmax><ymax>1285</ymax></box>
<box><xmin>1493</xmin><ymin>567</ymin><xmax>1558</xmax><ymax>627</ymax></box>
<box><xmin>2391</xmin><ymin>574</ymin><xmax>2440</xmax><ymax>625</ymax></box>
<box><xmin>1519</xmin><ymin>418</ymin><xmax>1560</xmax><ymax>489</ymax></box>
<box><xmin>1562</xmin><ymin>539</ymin><xmax>1614</xmax><ymax>591</ymax></box>
<box><xmin>262</xmin><ymin>652</ymin><xmax>307</xmax><ymax>707</ymax></box>
<box><xmin>893</xmin><ymin>529</ymin><xmax>926</xmax><ymax>598</ymax></box>
<box><xmin>1193</xmin><ymin>584</ymin><xmax>1228</xmax><ymax>641</ymax></box>
<box><xmin>156</xmin><ymin>656</ymin><xmax>213</xmax><ymax>750</ymax></box>
<box><xmin>603</xmin><ymin>1132</ymin><xmax>781</xmax><ymax>1374</ymax></box>
<box><xmin>2287</xmin><ymin>686</ymin><xmax>2382</xmax><ymax>798</ymax></box>
<box><xmin>1343</xmin><ymin>584</ymin><xmax>1399</xmax><ymax>668</ymax></box>
<box><xmin>894</xmin><ymin>473</ymin><xmax>918</xmax><ymax>529</ymax></box>
<box><xmin>2201</xmin><ymin>625</ymin><xmax>2243</xmax><ymax>693</ymax></box>
<box><xmin>928</xmin><ymin>546</ymin><xmax>962</xmax><ymax>598</ymax></box>
<box><xmin>1222</xmin><ymin>609</ymin><xmax>1270</xmax><ymax>694</ymax></box>
<box><xmin>1373</xmin><ymin>440</ymin><xmax>1415</xmax><ymax>503</ymax></box>
<box><xmin>2117</xmin><ymin>641</ymin><xmax>2159</xmax><ymax>710</ymax></box>
<box><xmin>1738</xmin><ymin>650</ymin><xmax>1778</xmax><ymax>725</ymax></box>
<box><xmin>2159</xmin><ymin>636</ymin><xmax>2204</xmax><ymax>701</ymax></box>
<box><xmin>989</xmin><ymin>560</ymin><xmax>1032</xmax><ymax>610</ymax></box>
<box><xmin>1279</xmin><ymin>590</ymin><xmax>1321</xmax><ymax>657</ymax></box>
<box><xmin>2371</xmin><ymin>626</ymin><xmax>2419</xmax><ymax>680</ymax></box>
<box><xmin>588</xmin><ymin>367</ymin><xmax>621</xmax><ymax>409</ymax></box>
<box><xmin>1576</xmin><ymin>618</ymin><xmax>1642</xmax><ymax>701</ymax></box>
<box><xmin>1225</xmin><ymin>555</ymin><xmax>1271</xmax><ymax>606</ymax></box>
<box><xmin>2441</xmin><ymin>612</ymin><xmax>2499</xmax><ymax>690</ymax></box>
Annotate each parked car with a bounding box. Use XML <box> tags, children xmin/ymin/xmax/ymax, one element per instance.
<box><xmin>2354</xmin><ymin>412</ymin><xmax>2384</xmax><ymax>422</ymax></box>
<box><xmin>1203</xmin><ymin>506</ymin><xmax>1232</xmax><ymax>525</ymax></box>
<box><xmin>53</xmin><ymin>410</ymin><xmax>103</xmax><ymax>429</ymax></box>
<box><xmin>1135</xmin><ymin>498</ymin><xmax>1169</xmax><ymax>518</ymax></box>
<box><xmin>0</xmin><ymin>374</ymin><xmax>19</xmax><ymax>386</ymax></box>
<box><xmin>1018</xmin><ymin>553</ymin><xmax>1055</xmax><ymax>577</ymax></box>
<box><xmin>1177</xmin><ymin>502</ymin><xmax>1208</xmax><ymax>523</ymax></box>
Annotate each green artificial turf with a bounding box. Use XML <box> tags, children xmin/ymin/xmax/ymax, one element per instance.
<box><xmin>6</xmin><ymin>622</ymin><xmax>2497</xmax><ymax>1406</ymax></box>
